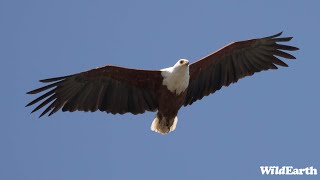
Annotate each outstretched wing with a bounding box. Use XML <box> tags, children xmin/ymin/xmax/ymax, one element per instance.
<box><xmin>26</xmin><ymin>65</ymin><xmax>163</xmax><ymax>117</ymax></box>
<box><xmin>184</xmin><ymin>32</ymin><xmax>299</xmax><ymax>106</ymax></box>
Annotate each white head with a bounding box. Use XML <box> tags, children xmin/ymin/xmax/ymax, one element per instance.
<box><xmin>161</xmin><ymin>59</ymin><xmax>190</xmax><ymax>94</ymax></box>
<box><xmin>174</xmin><ymin>59</ymin><xmax>189</xmax><ymax>68</ymax></box>
<box><xmin>170</xmin><ymin>59</ymin><xmax>189</xmax><ymax>73</ymax></box>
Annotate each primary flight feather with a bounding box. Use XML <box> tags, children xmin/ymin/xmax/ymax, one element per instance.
<box><xmin>26</xmin><ymin>32</ymin><xmax>299</xmax><ymax>134</ymax></box>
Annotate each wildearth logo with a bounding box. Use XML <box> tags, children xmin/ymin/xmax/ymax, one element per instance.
<box><xmin>260</xmin><ymin>166</ymin><xmax>317</xmax><ymax>175</ymax></box>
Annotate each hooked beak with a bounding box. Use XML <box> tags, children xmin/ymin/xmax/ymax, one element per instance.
<box><xmin>178</xmin><ymin>59</ymin><xmax>189</xmax><ymax>66</ymax></box>
<box><xmin>182</xmin><ymin>60</ymin><xmax>189</xmax><ymax>65</ymax></box>
<box><xmin>183</xmin><ymin>61</ymin><xmax>189</xmax><ymax>66</ymax></box>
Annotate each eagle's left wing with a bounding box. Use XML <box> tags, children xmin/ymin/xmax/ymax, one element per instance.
<box><xmin>184</xmin><ymin>32</ymin><xmax>299</xmax><ymax>106</ymax></box>
<box><xmin>26</xmin><ymin>65</ymin><xmax>163</xmax><ymax>117</ymax></box>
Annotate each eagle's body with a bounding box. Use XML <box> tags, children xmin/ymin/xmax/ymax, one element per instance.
<box><xmin>152</xmin><ymin>59</ymin><xmax>189</xmax><ymax>133</ymax></box>
<box><xmin>26</xmin><ymin>32</ymin><xmax>299</xmax><ymax>134</ymax></box>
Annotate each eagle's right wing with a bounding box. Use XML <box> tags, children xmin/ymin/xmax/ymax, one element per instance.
<box><xmin>184</xmin><ymin>32</ymin><xmax>299</xmax><ymax>106</ymax></box>
<box><xmin>26</xmin><ymin>65</ymin><xmax>163</xmax><ymax>117</ymax></box>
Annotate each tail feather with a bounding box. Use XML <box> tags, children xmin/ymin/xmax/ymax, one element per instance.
<box><xmin>151</xmin><ymin>116</ymin><xmax>178</xmax><ymax>135</ymax></box>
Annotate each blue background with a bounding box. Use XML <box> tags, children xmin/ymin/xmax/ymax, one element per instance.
<box><xmin>1</xmin><ymin>0</ymin><xmax>319</xmax><ymax>179</ymax></box>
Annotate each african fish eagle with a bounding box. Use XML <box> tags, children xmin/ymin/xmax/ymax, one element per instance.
<box><xmin>26</xmin><ymin>32</ymin><xmax>299</xmax><ymax>134</ymax></box>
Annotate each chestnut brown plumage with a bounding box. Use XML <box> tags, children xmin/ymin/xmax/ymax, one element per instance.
<box><xmin>184</xmin><ymin>32</ymin><xmax>298</xmax><ymax>105</ymax></box>
<box><xmin>26</xmin><ymin>66</ymin><xmax>163</xmax><ymax>117</ymax></box>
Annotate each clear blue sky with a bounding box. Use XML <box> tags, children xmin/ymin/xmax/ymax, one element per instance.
<box><xmin>1</xmin><ymin>0</ymin><xmax>319</xmax><ymax>179</ymax></box>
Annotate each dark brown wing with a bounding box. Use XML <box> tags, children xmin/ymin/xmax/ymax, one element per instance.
<box><xmin>184</xmin><ymin>32</ymin><xmax>299</xmax><ymax>106</ymax></box>
<box><xmin>26</xmin><ymin>65</ymin><xmax>163</xmax><ymax>117</ymax></box>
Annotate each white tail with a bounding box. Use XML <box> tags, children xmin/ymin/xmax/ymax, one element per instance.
<box><xmin>151</xmin><ymin>116</ymin><xmax>178</xmax><ymax>135</ymax></box>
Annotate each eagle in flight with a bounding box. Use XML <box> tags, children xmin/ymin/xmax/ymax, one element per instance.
<box><xmin>26</xmin><ymin>32</ymin><xmax>298</xmax><ymax>134</ymax></box>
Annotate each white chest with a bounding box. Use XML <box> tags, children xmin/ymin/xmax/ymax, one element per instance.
<box><xmin>161</xmin><ymin>66</ymin><xmax>190</xmax><ymax>95</ymax></box>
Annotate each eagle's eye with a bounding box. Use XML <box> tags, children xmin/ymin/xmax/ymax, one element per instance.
<box><xmin>179</xmin><ymin>60</ymin><xmax>184</xmax><ymax>64</ymax></box>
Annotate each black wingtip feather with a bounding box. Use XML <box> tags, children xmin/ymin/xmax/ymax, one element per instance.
<box><xmin>39</xmin><ymin>101</ymin><xmax>56</xmax><ymax>117</ymax></box>
<box><xmin>282</xmin><ymin>63</ymin><xmax>289</xmax><ymax>67</ymax></box>
<box><xmin>269</xmin><ymin>64</ymin><xmax>279</xmax><ymax>69</ymax></box>
<box><xmin>275</xmin><ymin>44</ymin><xmax>299</xmax><ymax>51</ymax></box>
<box><xmin>26</xmin><ymin>88</ymin><xmax>56</xmax><ymax>107</ymax></box>
<box><xmin>48</xmin><ymin>110</ymin><xmax>55</xmax><ymax>116</ymax></box>
<box><xmin>273</xmin><ymin>37</ymin><xmax>293</xmax><ymax>42</ymax></box>
<box><xmin>39</xmin><ymin>113</ymin><xmax>45</xmax><ymax>118</ymax></box>
<box><xmin>273</xmin><ymin>50</ymin><xmax>296</xmax><ymax>59</ymax></box>
<box><xmin>39</xmin><ymin>75</ymin><xmax>70</xmax><ymax>83</ymax></box>
<box><xmin>267</xmin><ymin>32</ymin><xmax>283</xmax><ymax>39</ymax></box>
<box><xmin>26</xmin><ymin>81</ymin><xmax>62</xmax><ymax>94</ymax></box>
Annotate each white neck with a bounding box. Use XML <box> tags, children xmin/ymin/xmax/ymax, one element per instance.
<box><xmin>161</xmin><ymin>64</ymin><xmax>190</xmax><ymax>95</ymax></box>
